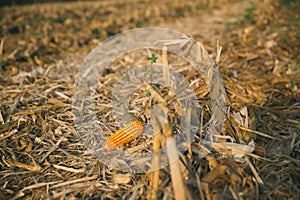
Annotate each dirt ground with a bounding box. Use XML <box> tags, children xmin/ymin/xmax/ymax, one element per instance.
<box><xmin>0</xmin><ymin>0</ymin><xmax>300</xmax><ymax>199</ymax></box>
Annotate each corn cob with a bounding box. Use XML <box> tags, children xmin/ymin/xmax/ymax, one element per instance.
<box><xmin>106</xmin><ymin>120</ymin><xmax>144</xmax><ymax>150</ymax></box>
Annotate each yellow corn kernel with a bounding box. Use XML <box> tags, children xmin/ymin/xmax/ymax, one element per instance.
<box><xmin>106</xmin><ymin>120</ymin><xmax>144</xmax><ymax>150</ymax></box>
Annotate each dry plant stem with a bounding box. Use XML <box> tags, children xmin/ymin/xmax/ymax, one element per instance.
<box><xmin>49</xmin><ymin>175</ymin><xmax>98</xmax><ymax>189</ymax></box>
<box><xmin>147</xmin><ymin>110</ymin><xmax>163</xmax><ymax>200</ymax></box>
<box><xmin>40</xmin><ymin>136</ymin><xmax>65</xmax><ymax>163</ymax></box>
<box><xmin>162</xmin><ymin>45</ymin><xmax>171</xmax><ymax>86</ymax></box>
<box><xmin>155</xmin><ymin>104</ymin><xmax>189</xmax><ymax>200</ymax></box>
<box><xmin>147</xmin><ymin>45</ymin><xmax>175</xmax><ymax>198</ymax></box>
<box><xmin>147</xmin><ymin>45</ymin><xmax>173</xmax><ymax>198</ymax></box>
<box><xmin>53</xmin><ymin>164</ymin><xmax>86</xmax><ymax>173</ymax></box>
<box><xmin>183</xmin><ymin>68</ymin><xmax>197</xmax><ymax>83</ymax></box>
<box><xmin>0</xmin><ymin>129</ymin><xmax>17</xmax><ymax>141</ymax></box>
<box><xmin>181</xmin><ymin>107</ymin><xmax>192</xmax><ymax>156</ymax></box>
<box><xmin>166</xmin><ymin>134</ymin><xmax>188</xmax><ymax>200</ymax></box>
<box><xmin>245</xmin><ymin>156</ymin><xmax>264</xmax><ymax>186</ymax></box>
<box><xmin>216</xmin><ymin>40</ymin><xmax>222</xmax><ymax>66</ymax></box>
<box><xmin>145</xmin><ymin>84</ymin><xmax>167</xmax><ymax>107</ymax></box>
<box><xmin>126</xmin><ymin>142</ymin><xmax>149</xmax><ymax>153</ymax></box>
<box><xmin>239</xmin><ymin>126</ymin><xmax>275</xmax><ymax>139</ymax></box>
<box><xmin>113</xmin><ymin>173</ymin><xmax>131</xmax><ymax>184</ymax></box>
<box><xmin>11</xmin><ymin>181</ymin><xmax>62</xmax><ymax>200</ymax></box>
<box><xmin>0</xmin><ymin>39</ymin><xmax>4</xmax><ymax>56</ymax></box>
<box><xmin>166</xmin><ymin>137</ymin><xmax>189</xmax><ymax>200</ymax></box>
<box><xmin>6</xmin><ymin>157</ymin><xmax>42</xmax><ymax>172</ymax></box>
<box><xmin>229</xmin><ymin>185</ymin><xmax>240</xmax><ymax>200</ymax></box>
<box><xmin>195</xmin><ymin>172</ymin><xmax>205</xmax><ymax>200</ymax></box>
<box><xmin>0</xmin><ymin>111</ymin><xmax>4</xmax><ymax>124</ymax></box>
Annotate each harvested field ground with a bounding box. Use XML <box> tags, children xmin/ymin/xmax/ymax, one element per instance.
<box><xmin>0</xmin><ymin>0</ymin><xmax>300</xmax><ymax>199</ymax></box>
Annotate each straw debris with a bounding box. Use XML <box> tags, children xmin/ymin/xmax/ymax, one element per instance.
<box><xmin>0</xmin><ymin>0</ymin><xmax>299</xmax><ymax>199</ymax></box>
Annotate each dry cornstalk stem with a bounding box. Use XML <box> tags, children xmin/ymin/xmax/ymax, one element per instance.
<box><xmin>162</xmin><ymin>45</ymin><xmax>171</xmax><ymax>86</ymax></box>
<box><xmin>155</xmin><ymin>104</ymin><xmax>189</xmax><ymax>200</ymax></box>
<box><xmin>215</xmin><ymin>40</ymin><xmax>222</xmax><ymax>66</ymax></box>
<box><xmin>147</xmin><ymin>108</ymin><xmax>163</xmax><ymax>200</ymax></box>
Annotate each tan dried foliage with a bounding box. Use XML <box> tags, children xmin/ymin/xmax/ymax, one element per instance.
<box><xmin>0</xmin><ymin>0</ymin><xmax>300</xmax><ymax>199</ymax></box>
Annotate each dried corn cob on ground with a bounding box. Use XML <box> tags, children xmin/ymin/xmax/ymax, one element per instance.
<box><xmin>105</xmin><ymin>120</ymin><xmax>144</xmax><ymax>150</ymax></box>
